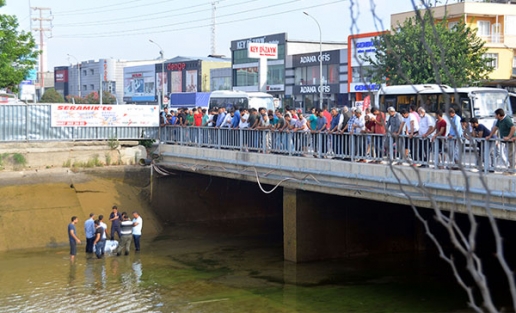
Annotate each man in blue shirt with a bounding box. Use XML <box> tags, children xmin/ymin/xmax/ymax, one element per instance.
<box><xmin>84</xmin><ymin>213</ymin><xmax>96</xmax><ymax>253</ymax></box>
<box><xmin>68</xmin><ymin>216</ymin><xmax>81</xmax><ymax>262</ymax></box>
<box><xmin>470</xmin><ymin>117</ymin><xmax>494</xmax><ymax>171</ymax></box>
<box><xmin>447</xmin><ymin>108</ymin><xmax>463</xmax><ymax>166</ymax></box>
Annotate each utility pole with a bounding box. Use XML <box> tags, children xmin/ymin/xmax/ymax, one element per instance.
<box><xmin>31</xmin><ymin>7</ymin><xmax>52</xmax><ymax>97</ymax></box>
<box><xmin>210</xmin><ymin>1</ymin><xmax>219</xmax><ymax>55</ymax></box>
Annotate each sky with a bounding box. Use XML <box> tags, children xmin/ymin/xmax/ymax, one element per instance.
<box><xmin>1</xmin><ymin>0</ymin><xmax>417</xmax><ymax>70</ymax></box>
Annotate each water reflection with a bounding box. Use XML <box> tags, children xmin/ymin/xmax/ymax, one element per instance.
<box><xmin>0</xmin><ymin>221</ymin><xmax>471</xmax><ymax>313</ymax></box>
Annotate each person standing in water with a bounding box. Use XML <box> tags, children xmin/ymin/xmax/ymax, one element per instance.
<box><xmin>68</xmin><ymin>216</ymin><xmax>81</xmax><ymax>262</ymax></box>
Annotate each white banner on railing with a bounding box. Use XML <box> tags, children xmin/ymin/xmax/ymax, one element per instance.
<box><xmin>51</xmin><ymin>104</ymin><xmax>160</xmax><ymax>127</ymax></box>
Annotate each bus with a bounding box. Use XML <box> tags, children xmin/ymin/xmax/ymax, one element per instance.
<box><xmin>375</xmin><ymin>84</ymin><xmax>513</xmax><ymax>128</ymax></box>
<box><xmin>208</xmin><ymin>90</ymin><xmax>275</xmax><ymax>112</ymax></box>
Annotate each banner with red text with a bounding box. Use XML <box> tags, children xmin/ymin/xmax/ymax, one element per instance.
<box><xmin>51</xmin><ymin>104</ymin><xmax>160</xmax><ymax>127</ymax></box>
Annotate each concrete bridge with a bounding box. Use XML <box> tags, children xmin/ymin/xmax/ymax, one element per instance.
<box><xmin>151</xmin><ymin>144</ymin><xmax>516</xmax><ymax>262</ymax></box>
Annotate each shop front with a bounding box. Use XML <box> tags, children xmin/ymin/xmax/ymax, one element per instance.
<box><xmin>289</xmin><ymin>49</ymin><xmax>348</xmax><ymax>111</ymax></box>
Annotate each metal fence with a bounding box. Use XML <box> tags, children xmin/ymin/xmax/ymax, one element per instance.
<box><xmin>161</xmin><ymin>126</ymin><xmax>516</xmax><ymax>174</ymax></box>
<box><xmin>0</xmin><ymin>104</ymin><xmax>158</xmax><ymax>142</ymax></box>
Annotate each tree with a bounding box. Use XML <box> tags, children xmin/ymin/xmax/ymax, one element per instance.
<box><xmin>40</xmin><ymin>88</ymin><xmax>64</xmax><ymax>103</ymax></box>
<box><xmin>0</xmin><ymin>2</ymin><xmax>39</xmax><ymax>92</ymax></box>
<box><xmin>368</xmin><ymin>11</ymin><xmax>492</xmax><ymax>87</ymax></box>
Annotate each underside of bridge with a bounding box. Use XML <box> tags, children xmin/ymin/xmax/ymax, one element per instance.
<box><xmin>149</xmin><ymin>169</ymin><xmax>435</xmax><ymax>262</ymax></box>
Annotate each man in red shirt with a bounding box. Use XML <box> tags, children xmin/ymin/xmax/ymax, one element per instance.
<box><xmin>193</xmin><ymin>108</ymin><xmax>203</xmax><ymax>127</ymax></box>
<box><xmin>322</xmin><ymin>105</ymin><xmax>332</xmax><ymax>130</ymax></box>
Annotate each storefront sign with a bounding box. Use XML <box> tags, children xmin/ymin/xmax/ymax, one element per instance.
<box><xmin>266</xmin><ymin>84</ymin><xmax>284</xmax><ymax>91</ymax></box>
<box><xmin>293</xmin><ymin>84</ymin><xmax>338</xmax><ymax>94</ymax></box>
<box><xmin>293</xmin><ymin>50</ymin><xmax>340</xmax><ymax>67</ymax></box>
<box><xmin>349</xmin><ymin>82</ymin><xmax>380</xmax><ymax>93</ymax></box>
<box><xmin>231</xmin><ymin>33</ymin><xmax>286</xmax><ymax>50</ymax></box>
<box><xmin>167</xmin><ymin>63</ymin><xmax>186</xmax><ymax>71</ymax></box>
<box><xmin>248</xmin><ymin>43</ymin><xmax>278</xmax><ymax>59</ymax></box>
<box><xmin>51</xmin><ymin>104</ymin><xmax>159</xmax><ymax>127</ymax></box>
<box><xmin>55</xmin><ymin>70</ymin><xmax>68</xmax><ymax>83</ymax></box>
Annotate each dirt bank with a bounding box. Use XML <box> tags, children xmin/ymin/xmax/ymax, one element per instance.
<box><xmin>0</xmin><ymin>166</ymin><xmax>162</xmax><ymax>251</ymax></box>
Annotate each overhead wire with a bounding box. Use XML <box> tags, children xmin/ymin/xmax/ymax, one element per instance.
<box><xmin>55</xmin><ymin>0</ymin><xmax>258</xmax><ymax>28</ymax></box>
<box><xmin>56</xmin><ymin>0</ymin><xmax>298</xmax><ymax>36</ymax></box>
<box><xmin>53</xmin><ymin>0</ymin><xmax>344</xmax><ymax>39</ymax></box>
<box><xmin>52</xmin><ymin>0</ymin><xmax>168</xmax><ymax>16</ymax></box>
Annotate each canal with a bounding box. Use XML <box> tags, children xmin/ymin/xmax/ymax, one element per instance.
<box><xmin>0</xmin><ymin>218</ymin><xmax>471</xmax><ymax>313</ymax></box>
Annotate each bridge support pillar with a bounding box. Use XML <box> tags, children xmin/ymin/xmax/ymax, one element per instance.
<box><xmin>283</xmin><ymin>188</ymin><xmax>423</xmax><ymax>263</ymax></box>
<box><xmin>283</xmin><ymin>188</ymin><xmax>348</xmax><ymax>262</ymax></box>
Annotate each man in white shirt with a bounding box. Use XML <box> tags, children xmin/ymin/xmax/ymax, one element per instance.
<box><xmin>98</xmin><ymin>215</ymin><xmax>108</xmax><ymax>255</ymax></box>
<box><xmin>132</xmin><ymin>211</ymin><xmax>143</xmax><ymax>252</ymax></box>
<box><xmin>417</xmin><ymin>107</ymin><xmax>435</xmax><ymax>167</ymax></box>
<box><xmin>399</xmin><ymin>109</ymin><xmax>420</xmax><ymax>161</ymax></box>
<box><xmin>239</xmin><ymin>108</ymin><xmax>249</xmax><ymax>129</ymax></box>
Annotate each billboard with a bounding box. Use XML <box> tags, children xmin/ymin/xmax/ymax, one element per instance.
<box><xmin>123</xmin><ymin>64</ymin><xmax>156</xmax><ymax>102</ymax></box>
<box><xmin>248</xmin><ymin>43</ymin><xmax>278</xmax><ymax>59</ymax></box>
<box><xmin>171</xmin><ymin>71</ymin><xmax>182</xmax><ymax>93</ymax></box>
<box><xmin>51</xmin><ymin>104</ymin><xmax>159</xmax><ymax>127</ymax></box>
<box><xmin>100</xmin><ymin>59</ymin><xmax>116</xmax><ymax>82</ymax></box>
<box><xmin>186</xmin><ymin>70</ymin><xmax>198</xmax><ymax>92</ymax></box>
<box><xmin>156</xmin><ymin>72</ymin><xmax>168</xmax><ymax>94</ymax></box>
<box><xmin>55</xmin><ymin>70</ymin><xmax>68</xmax><ymax>83</ymax></box>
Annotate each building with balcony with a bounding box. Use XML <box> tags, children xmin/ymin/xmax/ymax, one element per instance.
<box><xmin>391</xmin><ymin>1</ymin><xmax>516</xmax><ymax>88</ymax></box>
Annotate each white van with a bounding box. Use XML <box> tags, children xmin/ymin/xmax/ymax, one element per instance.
<box><xmin>208</xmin><ymin>90</ymin><xmax>275</xmax><ymax>112</ymax></box>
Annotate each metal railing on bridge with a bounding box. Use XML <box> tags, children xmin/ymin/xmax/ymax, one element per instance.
<box><xmin>160</xmin><ymin>125</ymin><xmax>516</xmax><ymax>175</ymax></box>
<box><xmin>0</xmin><ymin>104</ymin><xmax>158</xmax><ymax>142</ymax></box>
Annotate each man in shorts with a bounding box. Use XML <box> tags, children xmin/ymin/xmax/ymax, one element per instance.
<box><xmin>68</xmin><ymin>216</ymin><xmax>81</xmax><ymax>262</ymax></box>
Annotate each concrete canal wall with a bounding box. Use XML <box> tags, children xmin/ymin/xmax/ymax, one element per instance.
<box><xmin>0</xmin><ymin>166</ymin><xmax>162</xmax><ymax>251</ymax></box>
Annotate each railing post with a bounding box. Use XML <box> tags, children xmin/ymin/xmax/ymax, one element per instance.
<box><xmin>217</xmin><ymin>128</ymin><xmax>221</xmax><ymax>150</ymax></box>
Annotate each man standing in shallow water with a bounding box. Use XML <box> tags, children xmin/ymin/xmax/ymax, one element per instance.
<box><xmin>68</xmin><ymin>216</ymin><xmax>81</xmax><ymax>262</ymax></box>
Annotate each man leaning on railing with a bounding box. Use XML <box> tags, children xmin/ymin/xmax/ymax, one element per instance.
<box><xmin>486</xmin><ymin>108</ymin><xmax>516</xmax><ymax>175</ymax></box>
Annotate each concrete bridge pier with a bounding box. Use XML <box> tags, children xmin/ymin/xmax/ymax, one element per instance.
<box><xmin>283</xmin><ymin>188</ymin><xmax>425</xmax><ymax>263</ymax></box>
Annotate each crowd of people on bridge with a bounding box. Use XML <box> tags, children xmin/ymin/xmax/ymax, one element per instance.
<box><xmin>67</xmin><ymin>206</ymin><xmax>143</xmax><ymax>262</ymax></box>
<box><xmin>158</xmin><ymin>104</ymin><xmax>516</xmax><ymax>174</ymax></box>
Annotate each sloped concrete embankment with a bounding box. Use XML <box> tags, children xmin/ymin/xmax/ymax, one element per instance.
<box><xmin>0</xmin><ymin>166</ymin><xmax>162</xmax><ymax>251</ymax></box>
<box><xmin>0</xmin><ymin>141</ymin><xmax>147</xmax><ymax>171</ymax></box>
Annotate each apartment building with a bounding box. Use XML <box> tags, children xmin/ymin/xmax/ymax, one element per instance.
<box><xmin>391</xmin><ymin>1</ymin><xmax>516</xmax><ymax>88</ymax></box>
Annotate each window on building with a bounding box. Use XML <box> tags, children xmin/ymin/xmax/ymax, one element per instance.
<box><xmin>506</xmin><ymin>16</ymin><xmax>516</xmax><ymax>36</ymax></box>
<box><xmin>477</xmin><ymin>21</ymin><xmax>491</xmax><ymax>37</ymax></box>
<box><xmin>295</xmin><ymin>67</ymin><xmax>307</xmax><ymax>85</ymax></box>
<box><xmin>266</xmin><ymin>64</ymin><xmax>284</xmax><ymax>85</ymax></box>
<box><xmin>448</xmin><ymin>21</ymin><xmax>458</xmax><ymax>30</ymax></box>
<box><xmin>90</xmin><ymin>69</ymin><xmax>94</xmax><ymax>75</ymax></box>
<box><xmin>90</xmin><ymin>84</ymin><xmax>95</xmax><ymax>90</ymax></box>
<box><xmin>306</xmin><ymin>66</ymin><xmax>320</xmax><ymax>85</ymax></box>
<box><xmin>327</xmin><ymin>64</ymin><xmax>339</xmax><ymax>84</ymax></box>
<box><xmin>83</xmin><ymin>85</ymin><xmax>87</xmax><ymax>91</ymax></box>
<box><xmin>83</xmin><ymin>70</ymin><xmax>87</xmax><ymax>76</ymax></box>
<box><xmin>492</xmin><ymin>23</ymin><xmax>501</xmax><ymax>43</ymax></box>
<box><xmin>233</xmin><ymin>67</ymin><xmax>258</xmax><ymax>87</ymax></box>
<box><xmin>483</xmin><ymin>53</ymin><xmax>498</xmax><ymax>69</ymax></box>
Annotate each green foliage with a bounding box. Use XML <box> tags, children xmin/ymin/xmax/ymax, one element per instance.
<box><xmin>105</xmin><ymin>152</ymin><xmax>112</xmax><ymax>166</ymax></box>
<box><xmin>67</xmin><ymin>91</ymin><xmax>117</xmax><ymax>104</ymax></box>
<box><xmin>40</xmin><ymin>88</ymin><xmax>65</xmax><ymax>103</ymax></box>
<box><xmin>367</xmin><ymin>11</ymin><xmax>492</xmax><ymax>87</ymax></box>
<box><xmin>107</xmin><ymin>136</ymin><xmax>119</xmax><ymax>149</ymax></box>
<box><xmin>138</xmin><ymin>139</ymin><xmax>155</xmax><ymax>149</ymax></box>
<box><xmin>12</xmin><ymin>153</ymin><xmax>26</xmax><ymax>166</ymax></box>
<box><xmin>0</xmin><ymin>4</ymin><xmax>39</xmax><ymax>91</ymax></box>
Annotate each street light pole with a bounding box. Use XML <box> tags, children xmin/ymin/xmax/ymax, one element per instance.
<box><xmin>67</xmin><ymin>54</ymin><xmax>81</xmax><ymax>97</ymax></box>
<box><xmin>149</xmin><ymin>39</ymin><xmax>165</xmax><ymax>109</ymax></box>
<box><xmin>303</xmin><ymin>12</ymin><xmax>323</xmax><ymax>110</ymax></box>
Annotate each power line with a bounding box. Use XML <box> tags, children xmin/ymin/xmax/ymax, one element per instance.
<box><xmin>53</xmin><ymin>0</ymin><xmax>343</xmax><ymax>39</ymax></box>
<box><xmin>52</xmin><ymin>0</ymin><xmax>175</xmax><ymax>16</ymax></box>
<box><xmin>54</xmin><ymin>1</ymin><xmax>247</xmax><ymax>27</ymax></box>
<box><xmin>52</xmin><ymin>0</ymin><xmax>143</xmax><ymax>15</ymax></box>
<box><xmin>55</xmin><ymin>0</ymin><xmax>301</xmax><ymax>38</ymax></box>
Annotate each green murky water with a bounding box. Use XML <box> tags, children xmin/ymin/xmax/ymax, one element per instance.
<box><xmin>0</xmin><ymin>220</ymin><xmax>469</xmax><ymax>313</ymax></box>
